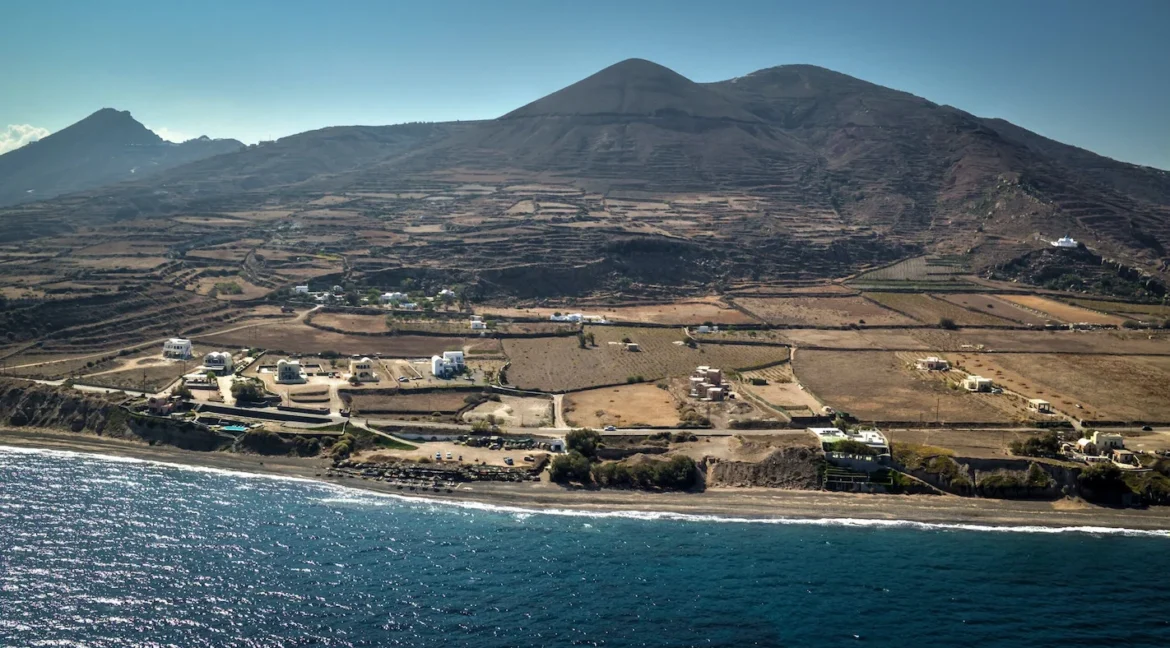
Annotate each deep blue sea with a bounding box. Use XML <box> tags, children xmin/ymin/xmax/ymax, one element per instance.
<box><xmin>2</xmin><ymin>447</ymin><xmax>1169</xmax><ymax>647</ymax></box>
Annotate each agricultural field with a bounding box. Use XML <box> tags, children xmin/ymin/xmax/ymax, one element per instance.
<box><xmin>345</xmin><ymin>390</ymin><xmax>472</xmax><ymax>414</ymax></box>
<box><xmin>463</xmin><ymin>395</ymin><xmax>553</xmax><ymax>428</ymax></box>
<box><xmin>933</xmin><ymin>294</ymin><xmax>1052</xmax><ymax>326</ymax></box>
<box><xmin>792</xmin><ymin>350</ymin><xmax>1016</xmax><ymax>423</ymax></box>
<box><xmin>564</xmin><ymin>383</ymin><xmax>682</xmax><ymax>428</ymax></box>
<box><xmin>501</xmin><ymin>326</ymin><xmax>790</xmax><ymax>392</ymax></box>
<box><xmin>196</xmin><ymin>320</ymin><xmax>496</xmax><ymax>357</ymax></box>
<box><xmin>478</xmin><ymin>298</ymin><xmax>757</xmax><ymax>325</ymax></box>
<box><xmin>77</xmin><ymin>360</ymin><xmax>188</xmax><ymax>392</ymax></box>
<box><xmin>311</xmin><ymin>312</ymin><xmax>388</xmax><ymax>333</ymax></box>
<box><xmin>1064</xmin><ymin>298</ymin><xmax>1170</xmax><ymax>321</ymax></box>
<box><xmin>997</xmin><ymin>295</ymin><xmax>1125</xmax><ymax>326</ymax></box>
<box><xmin>955</xmin><ymin>353</ymin><xmax>1170</xmax><ymax>422</ymax></box>
<box><xmin>286</xmin><ymin>385</ymin><xmax>331</xmax><ymax>404</ymax></box>
<box><xmin>864</xmin><ymin>293</ymin><xmax>1019</xmax><ymax>326</ymax></box>
<box><xmin>738</xmin><ymin>364</ymin><xmax>824</xmax><ymax>417</ymax></box>
<box><xmin>732</xmin><ymin>296</ymin><xmax>915</xmax><ymax>326</ymax></box>
<box><xmin>848</xmin><ymin>256</ymin><xmax>973</xmax><ymax>289</ymax></box>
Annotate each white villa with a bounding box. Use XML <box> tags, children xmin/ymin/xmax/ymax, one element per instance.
<box><xmin>349</xmin><ymin>357</ymin><xmax>378</xmax><ymax>382</ymax></box>
<box><xmin>162</xmin><ymin>338</ymin><xmax>193</xmax><ymax>359</ymax></box>
<box><xmin>471</xmin><ymin>320</ymin><xmax>487</xmax><ymax>330</ymax></box>
<box><xmin>380</xmin><ymin>291</ymin><xmax>406</xmax><ymax>304</ymax></box>
<box><xmin>294</xmin><ymin>285</ymin><xmax>310</xmax><ymax>294</ymax></box>
<box><xmin>916</xmin><ymin>356</ymin><xmax>950</xmax><ymax>371</ymax></box>
<box><xmin>203</xmin><ymin>351</ymin><xmax>232</xmax><ymax>374</ymax></box>
<box><xmin>809</xmin><ymin>427</ymin><xmax>891</xmax><ymax>455</ymax></box>
<box><xmin>1052</xmin><ymin>236</ymin><xmax>1079</xmax><ymax>248</ymax></box>
<box><xmin>275</xmin><ymin>359</ymin><xmax>306</xmax><ymax>384</ymax></box>
<box><xmin>550</xmin><ymin>313</ymin><xmax>583</xmax><ymax>323</ymax></box>
<box><xmin>695</xmin><ymin>325</ymin><xmax>720</xmax><ymax>334</ymax></box>
<box><xmin>430</xmin><ymin>350</ymin><xmax>465</xmax><ymax>378</ymax></box>
<box><xmin>962</xmin><ymin>375</ymin><xmax>994</xmax><ymax>392</ymax></box>
<box><xmin>437</xmin><ymin>288</ymin><xmax>456</xmax><ymax>300</ymax></box>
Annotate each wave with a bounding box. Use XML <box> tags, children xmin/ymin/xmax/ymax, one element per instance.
<box><xmin>5</xmin><ymin>444</ymin><xmax>1169</xmax><ymax>539</ymax></box>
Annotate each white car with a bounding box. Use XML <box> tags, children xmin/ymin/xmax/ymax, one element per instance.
<box><xmin>603</xmin><ymin>425</ymin><xmax>616</xmax><ymax>432</ymax></box>
<box><xmin>446</xmin><ymin>452</ymin><xmax>453</xmax><ymax>460</ymax></box>
<box><xmin>434</xmin><ymin>452</ymin><xmax>442</xmax><ymax>461</ymax></box>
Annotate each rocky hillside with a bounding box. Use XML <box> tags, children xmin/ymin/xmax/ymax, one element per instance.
<box><xmin>0</xmin><ymin>379</ymin><xmax>126</xmax><ymax>434</ymax></box>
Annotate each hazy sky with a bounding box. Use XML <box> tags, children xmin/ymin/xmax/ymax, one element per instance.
<box><xmin>3</xmin><ymin>0</ymin><xmax>1168</xmax><ymax>168</ymax></box>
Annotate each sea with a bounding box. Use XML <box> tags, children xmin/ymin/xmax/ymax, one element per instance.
<box><xmin>2</xmin><ymin>446</ymin><xmax>1169</xmax><ymax>648</ymax></box>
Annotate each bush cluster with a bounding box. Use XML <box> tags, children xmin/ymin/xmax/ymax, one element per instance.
<box><xmin>592</xmin><ymin>455</ymin><xmax>699</xmax><ymax>491</ymax></box>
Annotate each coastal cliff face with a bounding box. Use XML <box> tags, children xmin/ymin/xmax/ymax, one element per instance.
<box><xmin>706</xmin><ymin>447</ymin><xmax>823</xmax><ymax>489</ymax></box>
<box><xmin>0</xmin><ymin>379</ymin><xmax>126</xmax><ymax>435</ymax></box>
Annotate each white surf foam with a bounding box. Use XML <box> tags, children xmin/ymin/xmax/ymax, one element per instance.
<box><xmin>5</xmin><ymin>445</ymin><xmax>1169</xmax><ymax>539</ymax></box>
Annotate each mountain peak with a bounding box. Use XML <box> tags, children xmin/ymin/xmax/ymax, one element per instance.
<box><xmin>61</xmin><ymin>108</ymin><xmax>163</xmax><ymax>146</ymax></box>
<box><xmin>501</xmin><ymin>58</ymin><xmax>759</xmax><ymax>122</ymax></box>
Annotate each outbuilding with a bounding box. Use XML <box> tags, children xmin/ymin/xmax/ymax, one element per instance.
<box><xmin>163</xmin><ymin>338</ymin><xmax>193</xmax><ymax>359</ymax></box>
<box><xmin>962</xmin><ymin>375</ymin><xmax>994</xmax><ymax>392</ymax></box>
<box><xmin>1027</xmin><ymin>398</ymin><xmax>1053</xmax><ymax>414</ymax></box>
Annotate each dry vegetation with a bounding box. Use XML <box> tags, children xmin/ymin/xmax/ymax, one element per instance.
<box><xmin>564</xmin><ymin>383</ymin><xmax>682</xmax><ymax>428</ymax></box>
<box><xmin>793</xmin><ymin>350</ymin><xmax>1014</xmax><ymax>423</ymax></box>
<box><xmin>346</xmin><ymin>390</ymin><xmax>471</xmax><ymax>414</ymax></box>
<box><xmin>501</xmin><ymin>326</ymin><xmax>789</xmax><ymax>392</ymax></box>
<box><xmin>933</xmin><ymin>294</ymin><xmax>1052</xmax><ymax>326</ymax></box>
<box><xmin>997</xmin><ymin>295</ymin><xmax>1126</xmax><ymax>325</ymax></box>
<box><xmin>197</xmin><ymin>320</ymin><xmax>496</xmax><ymax>357</ymax></box>
<box><xmin>732</xmin><ymin>296</ymin><xmax>914</xmax><ymax>326</ymax></box>
<box><xmin>864</xmin><ymin>293</ymin><xmax>1017</xmax><ymax>326</ymax></box>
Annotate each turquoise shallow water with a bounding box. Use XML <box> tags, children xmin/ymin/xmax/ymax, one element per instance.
<box><xmin>2</xmin><ymin>446</ymin><xmax>1169</xmax><ymax>647</ymax></box>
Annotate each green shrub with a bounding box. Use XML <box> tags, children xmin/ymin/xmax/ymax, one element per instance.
<box><xmin>829</xmin><ymin>439</ymin><xmax>876</xmax><ymax>455</ymax></box>
<box><xmin>592</xmin><ymin>455</ymin><xmax>698</xmax><ymax>490</ymax></box>
<box><xmin>1009</xmin><ymin>431</ymin><xmax>1061</xmax><ymax>457</ymax></box>
<box><xmin>565</xmin><ymin>428</ymin><xmax>602</xmax><ymax>458</ymax></box>
<box><xmin>549</xmin><ymin>451</ymin><xmax>593</xmax><ymax>484</ymax></box>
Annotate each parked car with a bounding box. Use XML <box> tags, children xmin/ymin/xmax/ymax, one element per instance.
<box><xmin>446</xmin><ymin>452</ymin><xmax>453</xmax><ymax>460</ymax></box>
<box><xmin>523</xmin><ymin>456</ymin><xmax>534</xmax><ymax>463</ymax></box>
<box><xmin>503</xmin><ymin>457</ymin><xmax>514</xmax><ymax>466</ymax></box>
<box><xmin>603</xmin><ymin>425</ymin><xmax>616</xmax><ymax>432</ymax></box>
<box><xmin>435</xmin><ymin>452</ymin><xmax>442</xmax><ymax>461</ymax></box>
<box><xmin>398</xmin><ymin>376</ymin><xmax>409</xmax><ymax>383</ymax></box>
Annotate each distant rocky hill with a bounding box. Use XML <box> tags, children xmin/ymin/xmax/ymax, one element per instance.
<box><xmin>0</xmin><ymin>108</ymin><xmax>242</xmax><ymax>207</ymax></box>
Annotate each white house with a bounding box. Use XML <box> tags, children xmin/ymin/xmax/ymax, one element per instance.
<box><xmin>380</xmin><ymin>291</ymin><xmax>406</xmax><ymax>304</ymax></box>
<box><xmin>430</xmin><ymin>351</ymin><xmax>465</xmax><ymax>379</ymax></box>
<box><xmin>1092</xmin><ymin>431</ymin><xmax>1124</xmax><ymax>451</ymax></box>
<box><xmin>437</xmin><ymin>288</ymin><xmax>456</xmax><ymax>300</ymax></box>
<box><xmin>962</xmin><ymin>375</ymin><xmax>994</xmax><ymax>392</ymax></box>
<box><xmin>916</xmin><ymin>356</ymin><xmax>950</xmax><ymax>371</ymax></box>
<box><xmin>1052</xmin><ymin>236</ymin><xmax>1079</xmax><ymax>248</ymax></box>
<box><xmin>1027</xmin><ymin>398</ymin><xmax>1053</xmax><ymax>414</ymax></box>
<box><xmin>809</xmin><ymin>427</ymin><xmax>890</xmax><ymax>455</ymax></box>
<box><xmin>470</xmin><ymin>320</ymin><xmax>487</xmax><ymax>330</ymax></box>
<box><xmin>163</xmin><ymin>338</ymin><xmax>193</xmax><ymax>359</ymax></box>
<box><xmin>276</xmin><ymin>359</ymin><xmax>306</xmax><ymax>384</ymax></box>
<box><xmin>695</xmin><ymin>325</ymin><xmax>720</xmax><ymax>334</ymax></box>
<box><xmin>294</xmin><ymin>285</ymin><xmax>310</xmax><ymax>294</ymax></box>
<box><xmin>398</xmin><ymin>302</ymin><xmax>418</xmax><ymax>310</ymax></box>
<box><xmin>349</xmin><ymin>357</ymin><xmax>378</xmax><ymax>382</ymax></box>
<box><xmin>550</xmin><ymin>313</ymin><xmax>583</xmax><ymax>323</ymax></box>
<box><xmin>203</xmin><ymin>351</ymin><xmax>232</xmax><ymax>374</ymax></box>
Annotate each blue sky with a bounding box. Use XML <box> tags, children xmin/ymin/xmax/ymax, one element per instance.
<box><xmin>3</xmin><ymin>0</ymin><xmax>1168</xmax><ymax>169</ymax></box>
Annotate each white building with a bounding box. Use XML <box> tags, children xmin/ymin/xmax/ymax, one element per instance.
<box><xmin>294</xmin><ymin>285</ymin><xmax>310</xmax><ymax>294</ymax></box>
<box><xmin>380</xmin><ymin>291</ymin><xmax>406</xmax><ymax>304</ymax></box>
<box><xmin>163</xmin><ymin>338</ymin><xmax>193</xmax><ymax>359</ymax></box>
<box><xmin>430</xmin><ymin>351</ymin><xmax>466</xmax><ymax>379</ymax></box>
<box><xmin>1052</xmin><ymin>236</ymin><xmax>1078</xmax><ymax>248</ymax></box>
<box><xmin>695</xmin><ymin>325</ymin><xmax>719</xmax><ymax>334</ymax></box>
<box><xmin>437</xmin><ymin>288</ymin><xmax>456</xmax><ymax>300</ymax></box>
<box><xmin>809</xmin><ymin>427</ymin><xmax>890</xmax><ymax>455</ymax></box>
<box><xmin>470</xmin><ymin>320</ymin><xmax>487</xmax><ymax>330</ymax></box>
<box><xmin>276</xmin><ymin>359</ymin><xmax>306</xmax><ymax>384</ymax></box>
<box><xmin>962</xmin><ymin>375</ymin><xmax>994</xmax><ymax>392</ymax></box>
<box><xmin>349</xmin><ymin>357</ymin><xmax>378</xmax><ymax>382</ymax></box>
<box><xmin>398</xmin><ymin>302</ymin><xmax>418</xmax><ymax>310</ymax></box>
<box><xmin>916</xmin><ymin>356</ymin><xmax>950</xmax><ymax>371</ymax></box>
<box><xmin>1092</xmin><ymin>431</ymin><xmax>1125</xmax><ymax>451</ymax></box>
<box><xmin>550</xmin><ymin>313</ymin><xmax>583</xmax><ymax>323</ymax></box>
<box><xmin>1027</xmin><ymin>398</ymin><xmax>1053</xmax><ymax>414</ymax></box>
<box><xmin>203</xmin><ymin>351</ymin><xmax>232</xmax><ymax>374</ymax></box>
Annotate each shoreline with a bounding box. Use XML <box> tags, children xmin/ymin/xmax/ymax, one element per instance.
<box><xmin>4</xmin><ymin>428</ymin><xmax>1170</xmax><ymax>533</ymax></box>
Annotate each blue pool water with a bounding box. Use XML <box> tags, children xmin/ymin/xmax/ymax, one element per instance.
<box><xmin>2</xmin><ymin>446</ymin><xmax>1169</xmax><ymax>647</ymax></box>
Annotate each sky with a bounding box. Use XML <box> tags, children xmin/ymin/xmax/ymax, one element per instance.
<box><xmin>2</xmin><ymin>0</ymin><xmax>1168</xmax><ymax>169</ymax></box>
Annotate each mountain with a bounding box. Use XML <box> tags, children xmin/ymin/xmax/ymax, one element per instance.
<box><xmin>0</xmin><ymin>108</ymin><xmax>243</xmax><ymax>207</ymax></box>
<box><xmin>1</xmin><ymin>61</ymin><xmax>1167</xmax><ymax>287</ymax></box>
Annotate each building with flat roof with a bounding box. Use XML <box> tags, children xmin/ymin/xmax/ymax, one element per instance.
<box><xmin>1052</xmin><ymin>236</ymin><xmax>1078</xmax><ymax>248</ymax></box>
<box><xmin>808</xmin><ymin>427</ymin><xmax>890</xmax><ymax>455</ymax></box>
<box><xmin>276</xmin><ymin>359</ymin><xmax>306</xmax><ymax>384</ymax></box>
<box><xmin>916</xmin><ymin>356</ymin><xmax>950</xmax><ymax>371</ymax></box>
<box><xmin>163</xmin><ymin>338</ymin><xmax>193</xmax><ymax>359</ymax></box>
<box><xmin>962</xmin><ymin>375</ymin><xmax>994</xmax><ymax>392</ymax></box>
<box><xmin>203</xmin><ymin>351</ymin><xmax>232</xmax><ymax>374</ymax></box>
<box><xmin>1027</xmin><ymin>398</ymin><xmax>1053</xmax><ymax>414</ymax></box>
<box><xmin>349</xmin><ymin>357</ymin><xmax>378</xmax><ymax>382</ymax></box>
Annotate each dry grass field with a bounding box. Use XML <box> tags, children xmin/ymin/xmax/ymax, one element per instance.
<box><xmin>997</xmin><ymin>295</ymin><xmax>1125</xmax><ymax>325</ymax></box>
<box><xmin>197</xmin><ymin>320</ymin><xmax>495</xmax><ymax>357</ymax></box>
<box><xmin>954</xmin><ymin>353</ymin><xmax>1170</xmax><ymax>421</ymax></box>
<box><xmin>738</xmin><ymin>364</ymin><xmax>824</xmax><ymax>416</ymax></box>
<box><xmin>564</xmin><ymin>383</ymin><xmax>682</xmax><ymax>428</ymax></box>
<box><xmin>732</xmin><ymin>296</ymin><xmax>914</xmax><ymax>326</ymax></box>
<box><xmin>502</xmin><ymin>326</ymin><xmax>790</xmax><ymax>392</ymax></box>
<box><xmin>864</xmin><ymin>293</ymin><xmax>1017</xmax><ymax>326</ymax></box>
<box><xmin>311</xmin><ymin>313</ymin><xmax>388</xmax><ymax>333</ymax></box>
<box><xmin>933</xmin><ymin>294</ymin><xmax>1052</xmax><ymax>326</ymax></box>
<box><xmin>77</xmin><ymin>362</ymin><xmax>187</xmax><ymax>392</ymax></box>
<box><xmin>346</xmin><ymin>390</ymin><xmax>471</xmax><ymax>414</ymax></box>
<box><xmin>478</xmin><ymin>298</ymin><xmax>756</xmax><ymax>325</ymax></box>
<box><xmin>1065</xmin><ymin>298</ymin><xmax>1170</xmax><ymax>321</ymax></box>
<box><xmin>792</xmin><ymin>350</ymin><xmax>1015</xmax><ymax>423</ymax></box>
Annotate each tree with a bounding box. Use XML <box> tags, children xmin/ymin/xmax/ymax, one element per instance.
<box><xmin>549</xmin><ymin>451</ymin><xmax>592</xmax><ymax>484</ymax></box>
<box><xmin>565</xmin><ymin>428</ymin><xmax>602</xmax><ymax>458</ymax></box>
<box><xmin>830</xmin><ymin>439</ymin><xmax>876</xmax><ymax>455</ymax></box>
<box><xmin>471</xmin><ymin>419</ymin><xmax>493</xmax><ymax>435</ymax></box>
<box><xmin>172</xmin><ymin>381</ymin><xmax>193</xmax><ymax>400</ymax></box>
<box><xmin>584</xmin><ymin>332</ymin><xmax>596</xmax><ymax>346</ymax></box>
<box><xmin>1008</xmin><ymin>431</ymin><xmax>1060</xmax><ymax>457</ymax></box>
<box><xmin>231</xmin><ymin>380</ymin><xmax>266</xmax><ymax>402</ymax></box>
<box><xmin>938</xmin><ymin>317</ymin><xmax>958</xmax><ymax>330</ymax></box>
<box><xmin>577</xmin><ymin>332</ymin><xmax>587</xmax><ymax>349</ymax></box>
<box><xmin>621</xmin><ymin>336</ymin><xmax>632</xmax><ymax>344</ymax></box>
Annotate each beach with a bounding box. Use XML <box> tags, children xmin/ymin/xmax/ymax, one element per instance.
<box><xmin>4</xmin><ymin>426</ymin><xmax>1170</xmax><ymax>532</ymax></box>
